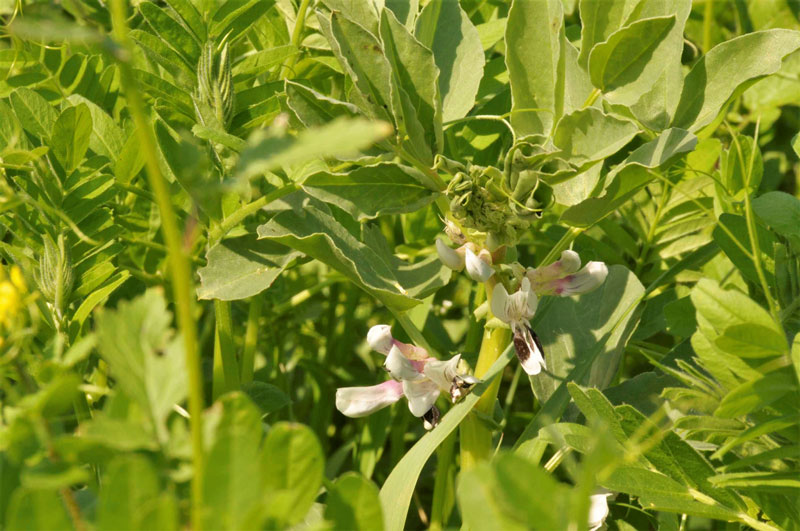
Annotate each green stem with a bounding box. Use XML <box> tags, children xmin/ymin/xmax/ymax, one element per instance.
<box><xmin>240</xmin><ymin>296</ymin><xmax>262</xmax><ymax>383</ymax></box>
<box><xmin>541</xmin><ymin>227</ymin><xmax>584</xmax><ymax>266</ymax></box>
<box><xmin>429</xmin><ymin>432</ymin><xmax>456</xmax><ymax>531</ymax></box>
<box><xmin>460</xmin><ymin>324</ymin><xmax>511</xmax><ymax>469</ymax></box>
<box><xmin>703</xmin><ymin>0</ymin><xmax>714</xmax><ymax>53</ymax></box>
<box><xmin>280</xmin><ymin>0</ymin><xmax>312</xmax><ymax>79</ymax></box>
<box><xmin>213</xmin><ymin>300</ymin><xmax>240</xmax><ymax>394</ymax></box>
<box><xmin>208</xmin><ymin>184</ymin><xmax>299</xmax><ymax>245</ymax></box>
<box><xmin>109</xmin><ymin>3</ymin><xmax>204</xmax><ymax>527</ymax></box>
<box><xmin>582</xmin><ymin>88</ymin><xmax>601</xmax><ymax>109</ymax></box>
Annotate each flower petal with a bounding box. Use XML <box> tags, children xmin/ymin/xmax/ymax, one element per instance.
<box><xmin>385</xmin><ymin>345</ymin><xmax>424</xmax><ymax>381</ymax></box>
<box><xmin>559</xmin><ymin>261</ymin><xmax>608</xmax><ymax>296</ymax></box>
<box><xmin>367</xmin><ymin>324</ymin><xmax>394</xmax><ymax>354</ymax></box>
<box><xmin>436</xmin><ymin>238</ymin><xmax>465</xmax><ymax>271</ymax></box>
<box><xmin>588</xmin><ymin>491</ymin><xmax>612</xmax><ymax>530</ymax></box>
<box><xmin>513</xmin><ymin>325</ymin><xmax>546</xmax><ymax>375</ymax></box>
<box><xmin>490</xmin><ymin>282</ymin><xmax>511</xmax><ymax>323</ymax></box>
<box><xmin>465</xmin><ymin>247</ymin><xmax>494</xmax><ymax>282</ymax></box>
<box><xmin>336</xmin><ymin>380</ymin><xmax>404</xmax><ymax>418</ymax></box>
<box><xmin>423</xmin><ymin>354</ymin><xmax>461</xmax><ymax>391</ymax></box>
<box><xmin>403</xmin><ymin>378</ymin><xmax>441</xmax><ymax>417</ymax></box>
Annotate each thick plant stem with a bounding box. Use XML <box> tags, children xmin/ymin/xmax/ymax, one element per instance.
<box><xmin>213</xmin><ymin>300</ymin><xmax>240</xmax><ymax>395</ymax></box>
<box><xmin>240</xmin><ymin>296</ymin><xmax>262</xmax><ymax>383</ymax></box>
<box><xmin>429</xmin><ymin>432</ymin><xmax>456</xmax><ymax>531</ymax></box>
<box><xmin>459</xmin><ymin>324</ymin><xmax>511</xmax><ymax>469</ymax></box>
<box><xmin>109</xmin><ymin>2</ymin><xmax>204</xmax><ymax>527</ymax></box>
<box><xmin>280</xmin><ymin>0</ymin><xmax>312</xmax><ymax>79</ymax></box>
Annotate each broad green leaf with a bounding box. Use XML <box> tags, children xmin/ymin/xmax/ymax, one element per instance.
<box><xmin>720</xmin><ymin>136</ymin><xmax>763</xmax><ymax>199</ymax></box>
<box><xmin>457</xmin><ymin>453</ymin><xmax>569</xmax><ymax>531</ymax></box>
<box><xmin>302</xmin><ymin>163</ymin><xmax>438</xmax><ymax>220</ymax></box>
<box><xmin>5</xmin><ymin>488</ymin><xmax>71</xmax><ymax>530</ymax></box>
<box><xmin>752</xmin><ymin>191</ymin><xmax>800</xmax><ymax>248</ymax></box>
<box><xmin>232</xmin><ymin>45</ymin><xmax>299</xmax><ymax>76</ymax></box>
<box><xmin>712</xmin><ymin>214</ymin><xmax>776</xmax><ymax>287</ymax></box>
<box><xmin>379</xmin><ymin>348</ymin><xmax>514</xmax><ymax>531</ymax></box>
<box><xmin>577</xmin><ymin>0</ymin><xmax>641</xmax><ymax>67</ymax></box>
<box><xmin>414</xmin><ymin>0</ymin><xmax>484</xmax><ymax>122</ymax></box>
<box><xmin>95</xmin><ymin>289</ymin><xmax>186</xmax><ymax>443</ymax></box>
<box><xmin>114</xmin><ymin>130</ymin><xmax>147</xmax><ymax>185</ymax></box>
<box><xmin>320</xmin><ymin>0</ymin><xmax>381</xmax><ymax>35</ymax></box>
<box><xmin>552</xmin><ymin>107</ymin><xmax>639</xmax><ymax>165</ymax></box>
<box><xmin>709</xmin><ymin>471</ymin><xmax>800</xmax><ymax>492</ymax></box>
<box><xmin>9</xmin><ymin>87</ymin><xmax>57</xmax><ymax>139</ymax></box>
<box><xmin>73</xmin><ymin>271</ymin><xmax>130</xmax><ymax>325</ymax></box>
<box><xmin>506</xmin><ymin>0</ymin><xmax>564</xmax><ymax>137</ymax></box>
<box><xmin>715</xmin><ymin>323</ymin><xmax>788</xmax><ymax>358</ymax></box>
<box><xmin>690</xmin><ymin>279</ymin><xmax>781</xmax><ymax>339</ymax></box>
<box><xmin>285</xmin><ymin>80</ymin><xmax>360</xmax><ymax>127</ymax></box>
<box><xmin>203</xmin><ymin>393</ymin><xmax>266</xmax><ymax>531</ymax></box>
<box><xmin>257</xmin><ymin>202</ymin><xmax>421</xmax><ymax>310</ymax></box>
<box><xmin>715</xmin><ymin>368</ymin><xmax>797</xmax><ymax>418</ymax></box>
<box><xmin>324</xmin><ymin>473</ymin><xmax>384</xmax><ymax>530</ymax></box>
<box><xmin>65</xmin><ymin>94</ymin><xmax>125</xmax><ymax>161</ymax></box>
<box><xmin>713</xmin><ymin>414</ymin><xmax>800</xmax><ymax>460</ymax></box>
<box><xmin>261</xmin><ymin>422</ymin><xmax>324</xmax><ymax>527</ymax></box>
<box><xmin>140</xmin><ymin>2</ymin><xmax>200</xmax><ymax>67</ymax></box>
<box><xmin>197</xmin><ymin>236</ymin><xmax>302</xmax><ymax>301</ymax></box>
<box><xmin>672</xmin><ymin>29</ymin><xmax>800</xmax><ymax>131</ymax></box>
<box><xmin>163</xmin><ymin>0</ymin><xmax>206</xmax><ymax>41</ymax></box>
<box><xmin>192</xmin><ymin>124</ymin><xmax>247</xmax><ymax>152</ymax></box>
<box><xmin>379</xmin><ymin>8</ymin><xmax>441</xmax><ymax>164</ymax></box>
<box><xmin>133</xmin><ymin>68</ymin><xmax>195</xmax><ymax>117</ymax></box>
<box><xmin>588</xmin><ymin>16</ymin><xmax>676</xmax><ymax>102</ymax></box>
<box><xmin>129</xmin><ymin>29</ymin><xmax>195</xmax><ymax>81</ymax></box>
<box><xmin>98</xmin><ymin>456</ymin><xmax>177</xmax><ymax>531</ymax></box>
<box><xmin>561</xmin><ymin>127</ymin><xmax>696</xmax><ymax>227</ymax></box>
<box><xmin>241</xmin><ymin>381</ymin><xmax>291</xmax><ymax>415</ymax></box>
<box><xmin>237</xmin><ymin>117</ymin><xmax>391</xmax><ymax>180</ymax></box>
<box><xmin>50</xmin><ymin>103</ymin><xmax>92</xmax><ymax>173</ymax></box>
<box><xmin>530</xmin><ymin>265</ymin><xmax>645</xmax><ymax>404</ymax></box>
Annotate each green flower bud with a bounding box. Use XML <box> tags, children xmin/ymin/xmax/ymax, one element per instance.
<box><xmin>38</xmin><ymin>233</ymin><xmax>73</xmax><ymax>315</ymax></box>
<box><xmin>195</xmin><ymin>41</ymin><xmax>235</xmax><ymax>130</ymax></box>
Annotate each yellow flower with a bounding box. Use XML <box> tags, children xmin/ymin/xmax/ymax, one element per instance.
<box><xmin>10</xmin><ymin>266</ymin><xmax>26</xmax><ymax>293</ymax></box>
<box><xmin>0</xmin><ymin>280</ymin><xmax>21</xmax><ymax>327</ymax></box>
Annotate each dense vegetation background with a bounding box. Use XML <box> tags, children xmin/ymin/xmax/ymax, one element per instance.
<box><xmin>1</xmin><ymin>0</ymin><xmax>799</xmax><ymax>529</ymax></box>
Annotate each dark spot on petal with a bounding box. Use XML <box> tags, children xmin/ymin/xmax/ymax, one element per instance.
<box><xmin>513</xmin><ymin>328</ymin><xmax>530</xmax><ymax>362</ymax></box>
<box><xmin>423</xmin><ymin>405</ymin><xmax>440</xmax><ymax>430</ymax></box>
<box><xmin>529</xmin><ymin>326</ymin><xmax>545</xmax><ymax>363</ymax></box>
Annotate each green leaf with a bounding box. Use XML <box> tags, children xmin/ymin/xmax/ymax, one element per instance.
<box><xmin>552</xmin><ymin>107</ymin><xmax>639</xmax><ymax>165</ymax></box>
<box><xmin>379</xmin><ymin>8</ymin><xmax>441</xmax><ymax>164</ymax></box>
<box><xmin>73</xmin><ymin>271</ymin><xmax>130</xmax><ymax>325</ymax></box>
<box><xmin>140</xmin><ymin>2</ymin><xmax>201</xmax><ymax>67</ymax></box>
<box><xmin>715</xmin><ymin>368</ymin><xmax>797</xmax><ymax>418</ymax></box>
<box><xmin>457</xmin><ymin>452</ymin><xmax>569</xmax><ymax>531</ymax></box>
<box><xmin>379</xmin><ymin>348</ymin><xmax>514</xmax><ymax>531</ymax></box>
<box><xmin>561</xmin><ymin>127</ymin><xmax>697</xmax><ymax>227</ymax></box>
<box><xmin>324</xmin><ymin>473</ymin><xmax>384</xmax><ymax>530</ymax></box>
<box><xmin>715</xmin><ymin>323</ymin><xmax>788</xmax><ymax>359</ymax></box>
<box><xmin>577</xmin><ymin>0</ymin><xmax>641</xmax><ymax>67</ymax></box>
<box><xmin>114</xmin><ymin>130</ymin><xmax>147</xmax><ymax>185</ymax></box>
<box><xmin>690</xmin><ymin>278</ymin><xmax>782</xmax><ymax>340</ymax></box>
<box><xmin>257</xmin><ymin>202</ymin><xmax>422</xmax><ymax>310</ymax></box>
<box><xmin>232</xmin><ymin>45</ymin><xmax>299</xmax><ymax>77</ymax></box>
<box><xmin>95</xmin><ymin>289</ymin><xmax>186</xmax><ymax>443</ymax></box>
<box><xmin>9</xmin><ymin>87</ymin><xmax>58</xmax><ymax>140</ymax></box>
<box><xmin>261</xmin><ymin>422</ymin><xmax>324</xmax><ymax>527</ymax></box>
<box><xmin>203</xmin><ymin>393</ymin><xmax>266</xmax><ymax>531</ymax></box>
<box><xmin>241</xmin><ymin>381</ymin><xmax>291</xmax><ymax>415</ymax></box>
<box><xmin>285</xmin><ymin>80</ymin><xmax>360</xmax><ymax>127</ymax></box>
<box><xmin>506</xmin><ymin>0</ymin><xmax>564</xmax><ymax>137</ymax></box>
<box><xmin>530</xmin><ymin>265</ymin><xmax>645</xmax><ymax>404</ymax></box>
<box><xmin>752</xmin><ymin>191</ymin><xmax>800</xmax><ymax>248</ymax></box>
<box><xmin>589</xmin><ymin>15</ymin><xmax>676</xmax><ymax>100</ymax></box>
<box><xmin>672</xmin><ymin>29</ymin><xmax>800</xmax><ymax>131</ymax></box>
<box><xmin>163</xmin><ymin>0</ymin><xmax>206</xmax><ymax>42</ymax></box>
<box><xmin>414</xmin><ymin>0</ymin><xmax>484</xmax><ymax>122</ymax></box>
<box><xmin>98</xmin><ymin>456</ymin><xmax>177</xmax><ymax>531</ymax></box>
<box><xmin>709</xmin><ymin>471</ymin><xmax>800</xmax><ymax>492</ymax></box>
<box><xmin>197</xmin><ymin>235</ymin><xmax>301</xmax><ymax>301</ymax></box>
<box><xmin>301</xmin><ymin>163</ymin><xmax>438</xmax><ymax>220</ymax></box>
<box><xmin>5</xmin><ymin>488</ymin><xmax>71</xmax><ymax>530</ymax></box>
<box><xmin>237</xmin><ymin>117</ymin><xmax>392</xmax><ymax>180</ymax></box>
<box><xmin>712</xmin><ymin>214</ymin><xmax>776</xmax><ymax>288</ymax></box>
<box><xmin>50</xmin><ymin>103</ymin><xmax>92</xmax><ymax>173</ymax></box>
<box><xmin>129</xmin><ymin>29</ymin><xmax>195</xmax><ymax>81</ymax></box>
<box><xmin>65</xmin><ymin>94</ymin><xmax>126</xmax><ymax>161</ymax></box>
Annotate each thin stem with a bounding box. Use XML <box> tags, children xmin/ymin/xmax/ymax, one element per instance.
<box><xmin>703</xmin><ymin>0</ymin><xmax>714</xmax><ymax>53</ymax></box>
<box><xmin>280</xmin><ymin>0</ymin><xmax>312</xmax><ymax>79</ymax></box>
<box><xmin>208</xmin><ymin>184</ymin><xmax>299</xmax><ymax>245</ymax></box>
<box><xmin>582</xmin><ymin>88</ymin><xmax>601</xmax><ymax>109</ymax></box>
<box><xmin>540</xmin><ymin>227</ymin><xmax>584</xmax><ymax>266</ymax></box>
<box><xmin>240</xmin><ymin>296</ymin><xmax>262</xmax><ymax>383</ymax></box>
<box><xmin>108</xmin><ymin>3</ymin><xmax>204</xmax><ymax>527</ymax></box>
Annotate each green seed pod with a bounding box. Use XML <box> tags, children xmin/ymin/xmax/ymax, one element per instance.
<box><xmin>38</xmin><ymin>233</ymin><xmax>74</xmax><ymax>315</ymax></box>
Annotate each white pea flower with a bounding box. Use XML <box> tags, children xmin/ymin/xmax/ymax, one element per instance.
<box><xmin>436</xmin><ymin>239</ymin><xmax>494</xmax><ymax>282</ymax></box>
<box><xmin>588</xmin><ymin>490</ymin><xmax>613</xmax><ymax>530</ymax></box>
<box><xmin>491</xmin><ymin>277</ymin><xmax>546</xmax><ymax>375</ymax></box>
<box><xmin>526</xmin><ymin>250</ymin><xmax>608</xmax><ymax>297</ymax></box>
<box><xmin>336</xmin><ymin>325</ymin><xmax>480</xmax><ymax>429</ymax></box>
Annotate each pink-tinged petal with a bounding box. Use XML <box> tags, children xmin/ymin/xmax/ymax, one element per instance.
<box><xmin>436</xmin><ymin>238</ymin><xmax>465</xmax><ymax>271</ymax></box>
<box><xmin>403</xmin><ymin>379</ymin><xmax>441</xmax><ymax>417</ymax></box>
<box><xmin>385</xmin><ymin>345</ymin><xmax>424</xmax><ymax>381</ymax></box>
<box><xmin>367</xmin><ymin>324</ymin><xmax>394</xmax><ymax>354</ymax></box>
<box><xmin>336</xmin><ymin>380</ymin><xmax>404</xmax><ymax>418</ymax></box>
<box><xmin>527</xmin><ymin>250</ymin><xmax>582</xmax><ymax>286</ymax></box>
<box><xmin>559</xmin><ymin>261</ymin><xmax>608</xmax><ymax>296</ymax></box>
<box><xmin>465</xmin><ymin>247</ymin><xmax>494</xmax><ymax>282</ymax></box>
<box><xmin>422</xmin><ymin>354</ymin><xmax>461</xmax><ymax>391</ymax></box>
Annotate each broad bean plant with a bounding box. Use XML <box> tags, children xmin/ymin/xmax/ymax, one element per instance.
<box><xmin>1</xmin><ymin>0</ymin><xmax>799</xmax><ymax>530</ymax></box>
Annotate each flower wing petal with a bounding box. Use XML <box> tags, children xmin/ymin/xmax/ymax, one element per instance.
<box><xmin>403</xmin><ymin>379</ymin><xmax>441</xmax><ymax>417</ymax></box>
<box><xmin>336</xmin><ymin>380</ymin><xmax>404</xmax><ymax>418</ymax></box>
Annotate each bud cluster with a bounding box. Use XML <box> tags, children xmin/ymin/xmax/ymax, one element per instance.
<box><xmin>195</xmin><ymin>40</ymin><xmax>235</xmax><ymax>130</ymax></box>
<box><xmin>37</xmin><ymin>234</ymin><xmax>73</xmax><ymax>317</ymax></box>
